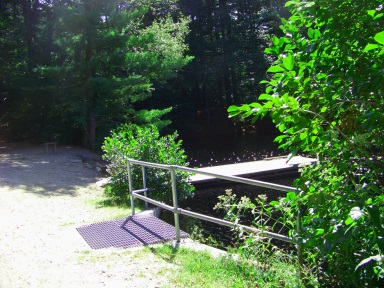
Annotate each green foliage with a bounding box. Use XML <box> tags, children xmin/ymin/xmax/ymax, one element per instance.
<box><xmin>214</xmin><ymin>190</ymin><xmax>298</xmax><ymax>244</ymax></box>
<box><xmin>51</xmin><ymin>1</ymin><xmax>193</xmax><ymax>146</ymax></box>
<box><xmin>0</xmin><ymin>1</ymin><xmax>192</xmax><ymax>145</ymax></box>
<box><xmin>214</xmin><ymin>190</ymin><xmax>318</xmax><ymax>287</ymax></box>
<box><xmin>228</xmin><ymin>0</ymin><xmax>384</xmax><ymax>286</ymax></box>
<box><xmin>154</xmin><ymin>244</ymin><xmax>309</xmax><ymax>288</ymax></box>
<box><xmin>102</xmin><ymin>124</ymin><xmax>194</xmax><ymax>204</ymax></box>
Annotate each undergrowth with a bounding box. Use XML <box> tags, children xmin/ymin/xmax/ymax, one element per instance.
<box><xmin>153</xmin><ymin>244</ymin><xmax>316</xmax><ymax>288</ymax></box>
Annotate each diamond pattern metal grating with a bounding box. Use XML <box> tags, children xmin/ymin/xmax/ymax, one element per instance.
<box><xmin>76</xmin><ymin>214</ymin><xmax>189</xmax><ymax>249</ymax></box>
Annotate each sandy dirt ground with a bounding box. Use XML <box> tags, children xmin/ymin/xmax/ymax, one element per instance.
<box><xmin>0</xmin><ymin>142</ymin><xmax>177</xmax><ymax>288</ymax></box>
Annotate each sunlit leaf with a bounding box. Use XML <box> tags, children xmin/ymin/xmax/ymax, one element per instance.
<box><xmin>277</xmin><ymin>123</ymin><xmax>285</xmax><ymax>133</ymax></box>
<box><xmin>272</xmin><ymin>35</ymin><xmax>279</xmax><ymax>46</ymax></box>
<box><xmin>275</xmin><ymin>134</ymin><xmax>288</xmax><ymax>142</ymax></box>
<box><xmin>239</xmin><ymin>104</ymin><xmax>250</xmax><ymax>111</ymax></box>
<box><xmin>363</xmin><ymin>43</ymin><xmax>379</xmax><ymax>52</ymax></box>
<box><xmin>227</xmin><ymin>105</ymin><xmax>240</xmax><ymax>112</ymax></box>
<box><xmin>300</xmin><ymin>131</ymin><xmax>308</xmax><ymax>140</ymax></box>
<box><xmin>374</xmin><ymin>31</ymin><xmax>384</xmax><ymax>45</ymax></box>
<box><xmin>249</xmin><ymin>102</ymin><xmax>262</xmax><ymax>108</ymax></box>
<box><xmin>345</xmin><ymin>217</ymin><xmax>354</xmax><ymax>225</ymax></box>
<box><xmin>308</xmin><ymin>27</ymin><xmax>314</xmax><ymax>38</ymax></box>
<box><xmin>267</xmin><ymin>65</ymin><xmax>285</xmax><ymax>73</ymax></box>
<box><xmin>367</xmin><ymin>10</ymin><xmax>376</xmax><ymax>17</ymax></box>
<box><xmin>259</xmin><ymin>94</ymin><xmax>273</xmax><ymax>100</ymax></box>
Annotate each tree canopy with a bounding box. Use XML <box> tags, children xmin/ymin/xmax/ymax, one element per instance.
<box><xmin>126</xmin><ymin>0</ymin><xmax>289</xmax><ymax>138</ymax></box>
<box><xmin>1</xmin><ymin>0</ymin><xmax>191</xmax><ymax>146</ymax></box>
<box><xmin>1</xmin><ymin>0</ymin><xmax>291</xmax><ymax>145</ymax></box>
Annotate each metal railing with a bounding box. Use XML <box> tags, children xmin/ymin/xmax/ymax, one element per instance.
<box><xmin>125</xmin><ymin>158</ymin><xmax>303</xmax><ymax>267</ymax></box>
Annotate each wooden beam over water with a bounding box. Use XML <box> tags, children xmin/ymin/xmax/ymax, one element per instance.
<box><xmin>190</xmin><ymin>156</ymin><xmax>317</xmax><ymax>184</ymax></box>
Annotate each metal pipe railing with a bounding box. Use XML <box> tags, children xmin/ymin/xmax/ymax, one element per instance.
<box><xmin>125</xmin><ymin>157</ymin><xmax>302</xmax><ymax>267</ymax></box>
<box><xmin>178</xmin><ymin>207</ymin><xmax>297</xmax><ymax>244</ymax></box>
<box><xmin>141</xmin><ymin>166</ymin><xmax>149</xmax><ymax>210</ymax></box>
<box><xmin>170</xmin><ymin>168</ymin><xmax>181</xmax><ymax>242</ymax></box>
<box><xmin>132</xmin><ymin>190</ymin><xmax>174</xmax><ymax>211</ymax></box>
<box><xmin>126</xmin><ymin>158</ymin><xmax>296</xmax><ymax>192</ymax></box>
<box><xmin>127</xmin><ymin>162</ymin><xmax>135</xmax><ymax>215</ymax></box>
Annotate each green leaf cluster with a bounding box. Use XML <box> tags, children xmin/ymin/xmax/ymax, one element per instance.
<box><xmin>102</xmin><ymin>124</ymin><xmax>194</xmax><ymax>204</ymax></box>
<box><xmin>228</xmin><ymin>0</ymin><xmax>384</xmax><ymax>286</ymax></box>
<box><xmin>214</xmin><ymin>190</ymin><xmax>318</xmax><ymax>286</ymax></box>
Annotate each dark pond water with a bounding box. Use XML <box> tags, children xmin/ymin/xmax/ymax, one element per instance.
<box><xmin>183</xmin><ymin>132</ymin><xmax>285</xmax><ymax>167</ymax></box>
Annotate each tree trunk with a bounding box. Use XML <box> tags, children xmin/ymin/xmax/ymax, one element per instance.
<box><xmin>21</xmin><ymin>0</ymin><xmax>38</xmax><ymax>71</ymax></box>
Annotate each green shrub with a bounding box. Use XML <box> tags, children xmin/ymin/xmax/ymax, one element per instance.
<box><xmin>102</xmin><ymin>124</ymin><xmax>194</xmax><ymax>205</ymax></box>
<box><xmin>228</xmin><ymin>0</ymin><xmax>384</xmax><ymax>286</ymax></box>
<box><xmin>214</xmin><ymin>190</ymin><xmax>318</xmax><ymax>287</ymax></box>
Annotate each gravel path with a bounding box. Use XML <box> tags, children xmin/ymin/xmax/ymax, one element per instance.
<box><xmin>0</xmin><ymin>142</ymin><xmax>175</xmax><ymax>288</ymax></box>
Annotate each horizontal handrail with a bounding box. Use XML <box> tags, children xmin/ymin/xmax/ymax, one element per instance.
<box><xmin>125</xmin><ymin>156</ymin><xmax>303</xmax><ymax>267</ymax></box>
<box><xmin>132</xmin><ymin>188</ymin><xmax>150</xmax><ymax>194</ymax></box>
<box><xmin>132</xmin><ymin>190</ymin><xmax>174</xmax><ymax>211</ymax></box>
<box><xmin>133</xmin><ymin>190</ymin><xmax>297</xmax><ymax>244</ymax></box>
<box><xmin>125</xmin><ymin>157</ymin><xmax>296</xmax><ymax>193</ymax></box>
<box><xmin>178</xmin><ymin>208</ymin><xmax>297</xmax><ymax>244</ymax></box>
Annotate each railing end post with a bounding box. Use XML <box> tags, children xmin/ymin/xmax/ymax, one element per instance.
<box><xmin>127</xmin><ymin>161</ymin><xmax>135</xmax><ymax>216</ymax></box>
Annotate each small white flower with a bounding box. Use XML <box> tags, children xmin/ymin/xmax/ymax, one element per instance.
<box><xmin>350</xmin><ymin>207</ymin><xmax>364</xmax><ymax>220</ymax></box>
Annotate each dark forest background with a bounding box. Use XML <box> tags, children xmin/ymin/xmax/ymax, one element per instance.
<box><xmin>0</xmin><ymin>0</ymin><xmax>289</xmax><ymax>149</ymax></box>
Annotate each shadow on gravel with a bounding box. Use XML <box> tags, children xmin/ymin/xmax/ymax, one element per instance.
<box><xmin>0</xmin><ymin>142</ymin><xmax>105</xmax><ymax>197</ymax></box>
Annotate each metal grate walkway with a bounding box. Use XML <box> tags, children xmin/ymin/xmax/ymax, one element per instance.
<box><xmin>76</xmin><ymin>213</ymin><xmax>189</xmax><ymax>249</ymax></box>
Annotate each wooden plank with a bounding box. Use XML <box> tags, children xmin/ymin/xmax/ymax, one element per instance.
<box><xmin>190</xmin><ymin>156</ymin><xmax>317</xmax><ymax>184</ymax></box>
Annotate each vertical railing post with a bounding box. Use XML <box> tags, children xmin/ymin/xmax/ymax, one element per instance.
<box><xmin>296</xmin><ymin>188</ymin><xmax>303</xmax><ymax>277</ymax></box>
<box><xmin>127</xmin><ymin>161</ymin><xmax>135</xmax><ymax>216</ymax></box>
<box><xmin>170</xmin><ymin>167</ymin><xmax>181</xmax><ymax>242</ymax></box>
<box><xmin>142</xmin><ymin>166</ymin><xmax>148</xmax><ymax>210</ymax></box>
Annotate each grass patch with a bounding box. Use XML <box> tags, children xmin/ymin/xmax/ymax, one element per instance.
<box><xmin>76</xmin><ymin>248</ymin><xmax>137</xmax><ymax>263</ymax></box>
<box><xmin>61</xmin><ymin>221</ymin><xmax>76</xmax><ymax>227</ymax></box>
<box><xmin>85</xmin><ymin>197</ymin><xmax>143</xmax><ymax>222</ymax></box>
<box><xmin>152</xmin><ymin>244</ymin><xmax>312</xmax><ymax>288</ymax></box>
<box><xmin>75</xmin><ymin>241</ymin><xmax>317</xmax><ymax>287</ymax></box>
